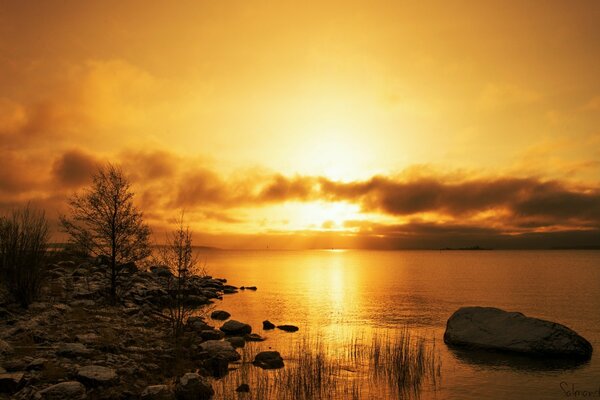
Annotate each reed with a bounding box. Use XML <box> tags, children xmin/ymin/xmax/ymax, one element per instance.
<box><xmin>214</xmin><ymin>327</ymin><xmax>441</xmax><ymax>399</ymax></box>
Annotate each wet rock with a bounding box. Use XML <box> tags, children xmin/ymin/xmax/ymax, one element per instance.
<box><xmin>262</xmin><ymin>320</ymin><xmax>275</xmax><ymax>330</ymax></box>
<box><xmin>35</xmin><ymin>381</ymin><xmax>86</xmax><ymax>400</ymax></box>
<box><xmin>56</xmin><ymin>343</ymin><xmax>92</xmax><ymax>358</ymax></box>
<box><xmin>222</xmin><ymin>285</ymin><xmax>238</xmax><ymax>294</ymax></box>
<box><xmin>199</xmin><ymin>340</ymin><xmax>240</xmax><ymax>362</ymax></box>
<box><xmin>210</xmin><ymin>310</ymin><xmax>230</xmax><ymax>320</ymax></box>
<box><xmin>236</xmin><ymin>383</ymin><xmax>250</xmax><ymax>393</ymax></box>
<box><xmin>76</xmin><ymin>365</ymin><xmax>118</xmax><ymax>387</ymax></box>
<box><xmin>0</xmin><ymin>372</ymin><xmax>24</xmax><ymax>394</ymax></box>
<box><xmin>220</xmin><ymin>320</ymin><xmax>251</xmax><ymax>336</ymax></box>
<box><xmin>444</xmin><ymin>306</ymin><xmax>593</xmax><ymax>359</ymax></box>
<box><xmin>245</xmin><ymin>333</ymin><xmax>265</xmax><ymax>342</ymax></box>
<box><xmin>226</xmin><ymin>336</ymin><xmax>246</xmax><ymax>348</ymax></box>
<box><xmin>277</xmin><ymin>324</ymin><xmax>299</xmax><ymax>332</ymax></box>
<box><xmin>245</xmin><ymin>286</ymin><xmax>257</xmax><ymax>291</ymax></box>
<box><xmin>253</xmin><ymin>351</ymin><xmax>284</xmax><ymax>369</ymax></box>
<box><xmin>203</xmin><ymin>355</ymin><xmax>229</xmax><ymax>378</ymax></box>
<box><xmin>141</xmin><ymin>384</ymin><xmax>175</xmax><ymax>400</ymax></box>
<box><xmin>175</xmin><ymin>372</ymin><xmax>214</xmax><ymax>400</ymax></box>
<box><xmin>200</xmin><ymin>329</ymin><xmax>224</xmax><ymax>341</ymax></box>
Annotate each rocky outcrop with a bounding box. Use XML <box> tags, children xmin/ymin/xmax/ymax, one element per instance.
<box><xmin>253</xmin><ymin>351</ymin><xmax>284</xmax><ymax>369</ymax></box>
<box><xmin>444</xmin><ymin>306</ymin><xmax>593</xmax><ymax>359</ymax></box>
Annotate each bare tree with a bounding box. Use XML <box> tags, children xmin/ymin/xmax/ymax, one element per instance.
<box><xmin>0</xmin><ymin>204</ymin><xmax>50</xmax><ymax>307</ymax></box>
<box><xmin>60</xmin><ymin>164</ymin><xmax>151</xmax><ymax>303</ymax></box>
<box><xmin>156</xmin><ymin>216</ymin><xmax>203</xmax><ymax>341</ymax></box>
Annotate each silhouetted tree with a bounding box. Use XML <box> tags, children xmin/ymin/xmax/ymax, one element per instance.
<box><xmin>60</xmin><ymin>164</ymin><xmax>151</xmax><ymax>303</ymax></box>
<box><xmin>156</xmin><ymin>215</ymin><xmax>203</xmax><ymax>342</ymax></box>
<box><xmin>0</xmin><ymin>205</ymin><xmax>49</xmax><ymax>307</ymax></box>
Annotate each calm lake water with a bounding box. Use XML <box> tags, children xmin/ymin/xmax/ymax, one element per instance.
<box><xmin>197</xmin><ymin>249</ymin><xmax>600</xmax><ymax>399</ymax></box>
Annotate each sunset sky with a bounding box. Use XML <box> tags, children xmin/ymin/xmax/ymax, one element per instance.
<box><xmin>1</xmin><ymin>1</ymin><xmax>599</xmax><ymax>249</ymax></box>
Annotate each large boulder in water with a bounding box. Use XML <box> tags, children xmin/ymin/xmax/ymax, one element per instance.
<box><xmin>444</xmin><ymin>307</ymin><xmax>593</xmax><ymax>359</ymax></box>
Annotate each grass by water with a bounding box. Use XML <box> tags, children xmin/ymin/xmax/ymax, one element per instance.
<box><xmin>215</xmin><ymin>327</ymin><xmax>441</xmax><ymax>399</ymax></box>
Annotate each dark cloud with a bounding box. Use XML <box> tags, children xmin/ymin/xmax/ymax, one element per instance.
<box><xmin>52</xmin><ymin>149</ymin><xmax>99</xmax><ymax>187</ymax></box>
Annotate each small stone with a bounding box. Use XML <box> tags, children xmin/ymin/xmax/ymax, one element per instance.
<box><xmin>253</xmin><ymin>351</ymin><xmax>284</xmax><ymax>369</ymax></box>
<box><xmin>175</xmin><ymin>372</ymin><xmax>214</xmax><ymax>400</ymax></box>
<box><xmin>76</xmin><ymin>365</ymin><xmax>118</xmax><ymax>387</ymax></box>
<box><xmin>277</xmin><ymin>325</ymin><xmax>299</xmax><ymax>333</ymax></box>
<box><xmin>236</xmin><ymin>383</ymin><xmax>250</xmax><ymax>392</ymax></box>
<box><xmin>245</xmin><ymin>286</ymin><xmax>257</xmax><ymax>291</ymax></box>
<box><xmin>36</xmin><ymin>381</ymin><xmax>86</xmax><ymax>399</ymax></box>
<box><xmin>262</xmin><ymin>320</ymin><xmax>275</xmax><ymax>330</ymax></box>
<box><xmin>210</xmin><ymin>310</ymin><xmax>231</xmax><ymax>320</ymax></box>
<box><xmin>141</xmin><ymin>384</ymin><xmax>175</xmax><ymax>400</ymax></box>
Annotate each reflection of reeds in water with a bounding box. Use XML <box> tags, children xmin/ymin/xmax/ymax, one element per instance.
<box><xmin>215</xmin><ymin>328</ymin><xmax>441</xmax><ymax>399</ymax></box>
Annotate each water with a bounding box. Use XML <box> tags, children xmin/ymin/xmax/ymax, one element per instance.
<box><xmin>197</xmin><ymin>249</ymin><xmax>600</xmax><ymax>399</ymax></box>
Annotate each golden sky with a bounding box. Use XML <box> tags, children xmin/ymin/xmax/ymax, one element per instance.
<box><xmin>1</xmin><ymin>1</ymin><xmax>599</xmax><ymax>248</ymax></box>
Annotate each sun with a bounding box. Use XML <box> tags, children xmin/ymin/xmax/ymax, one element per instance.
<box><xmin>294</xmin><ymin>201</ymin><xmax>363</xmax><ymax>231</ymax></box>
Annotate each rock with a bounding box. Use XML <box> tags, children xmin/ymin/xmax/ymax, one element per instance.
<box><xmin>26</xmin><ymin>358</ymin><xmax>46</xmax><ymax>371</ymax></box>
<box><xmin>200</xmin><ymin>329</ymin><xmax>224</xmax><ymax>340</ymax></box>
<box><xmin>0</xmin><ymin>339</ymin><xmax>13</xmax><ymax>355</ymax></box>
<box><xmin>150</xmin><ymin>266</ymin><xmax>172</xmax><ymax>278</ymax></box>
<box><xmin>245</xmin><ymin>333</ymin><xmax>265</xmax><ymax>342</ymax></box>
<box><xmin>141</xmin><ymin>384</ymin><xmax>175</xmax><ymax>400</ymax></box>
<box><xmin>236</xmin><ymin>384</ymin><xmax>250</xmax><ymax>392</ymax></box>
<box><xmin>245</xmin><ymin>286</ymin><xmax>257</xmax><ymax>291</ymax></box>
<box><xmin>277</xmin><ymin>324</ymin><xmax>299</xmax><ymax>332</ymax></box>
<box><xmin>444</xmin><ymin>306</ymin><xmax>593</xmax><ymax>359</ymax></box>
<box><xmin>226</xmin><ymin>336</ymin><xmax>246</xmax><ymax>348</ymax></box>
<box><xmin>203</xmin><ymin>355</ymin><xmax>229</xmax><ymax>378</ymax></box>
<box><xmin>76</xmin><ymin>365</ymin><xmax>118</xmax><ymax>387</ymax></box>
<box><xmin>56</xmin><ymin>343</ymin><xmax>92</xmax><ymax>357</ymax></box>
<box><xmin>253</xmin><ymin>351</ymin><xmax>284</xmax><ymax>369</ymax></box>
<box><xmin>262</xmin><ymin>320</ymin><xmax>275</xmax><ymax>330</ymax></box>
<box><xmin>210</xmin><ymin>310</ymin><xmax>231</xmax><ymax>320</ymax></box>
<box><xmin>220</xmin><ymin>320</ymin><xmax>252</xmax><ymax>335</ymax></box>
<box><xmin>75</xmin><ymin>333</ymin><xmax>101</xmax><ymax>345</ymax></box>
<box><xmin>118</xmin><ymin>261</ymin><xmax>138</xmax><ymax>274</ymax></box>
<box><xmin>0</xmin><ymin>372</ymin><xmax>24</xmax><ymax>394</ymax></box>
<box><xmin>35</xmin><ymin>381</ymin><xmax>86</xmax><ymax>400</ymax></box>
<box><xmin>175</xmin><ymin>372</ymin><xmax>214</xmax><ymax>400</ymax></box>
<box><xmin>199</xmin><ymin>340</ymin><xmax>240</xmax><ymax>362</ymax></box>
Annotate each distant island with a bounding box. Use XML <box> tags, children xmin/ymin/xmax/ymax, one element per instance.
<box><xmin>440</xmin><ymin>246</ymin><xmax>492</xmax><ymax>251</ymax></box>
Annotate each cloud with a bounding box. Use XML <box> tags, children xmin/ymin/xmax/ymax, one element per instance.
<box><xmin>52</xmin><ymin>149</ymin><xmax>99</xmax><ymax>187</ymax></box>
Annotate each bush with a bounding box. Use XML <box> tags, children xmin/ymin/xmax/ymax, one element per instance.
<box><xmin>0</xmin><ymin>205</ymin><xmax>50</xmax><ymax>307</ymax></box>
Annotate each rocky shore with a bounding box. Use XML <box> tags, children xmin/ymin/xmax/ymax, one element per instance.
<box><xmin>0</xmin><ymin>257</ymin><xmax>286</xmax><ymax>399</ymax></box>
